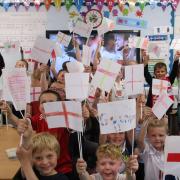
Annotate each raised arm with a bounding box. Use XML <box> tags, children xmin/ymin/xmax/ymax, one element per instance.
<box><xmin>16</xmin><ymin>146</ymin><xmax>39</xmax><ymax>180</ymax></box>
<box><xmin>0</xmin><ymin>101</ymin><xmax>19</xmax><ymax>126</ymax></box>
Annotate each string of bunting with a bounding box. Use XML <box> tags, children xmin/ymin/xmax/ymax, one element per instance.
<box><xmin>0</xmin><ymin>0</ymin><xmax>179</xmax><ymax>11</ymax></box>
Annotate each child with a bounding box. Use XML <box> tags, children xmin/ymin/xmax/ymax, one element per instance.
<box><xmin>143</xmin><ymin>52</ymin><xmax>179</xmax><ymax>108</ymax></box>
<box><xmin>16</xmin><ymin>132</ymin><xmax>68</xmax><ymax>180</ymax></box>
<box><xmin>137</xmin><ymin>118</ymin><xmax>175</xmax><ymax>180</ymax></box>
<box><xmin>76</xmin><ymin>144</ymin><xmax>138</xmax><ymax>180</ymax></box>
<box><xmin>14</xmin><ymin>90</ymin><xmax>73</xmax><ymax>179</ymax></box>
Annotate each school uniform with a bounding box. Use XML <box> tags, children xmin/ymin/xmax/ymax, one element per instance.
<box><xmin>144</xmin><ymin>61</ymin><xmax>178</xmax><ymax>108</ymax></box>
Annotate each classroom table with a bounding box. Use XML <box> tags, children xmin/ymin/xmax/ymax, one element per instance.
<box><xmin>0</xmin><ymin>125</ymin><xmax>20</xmax><ymax>180</ymax></box>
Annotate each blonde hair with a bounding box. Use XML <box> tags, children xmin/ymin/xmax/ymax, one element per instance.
<box><xmin>31</xmin><ymin>132</ymin><xmax>60</xmax><ymax>157</ymax></box>
<box><xmin>147</xmin><ymin>119</ymin><xmax>168</xmax><ymax>134</ymax></box>
<box><xmin>96</xmin><ymin>144</ymin><xmax>122</xmax><ymax>160</ymax></box>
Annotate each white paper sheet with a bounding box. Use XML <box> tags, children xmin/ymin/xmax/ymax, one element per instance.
<box><xmin>44</xmin><ymin>101</ymin><xmax>83</xmax><ymax>132</ymax></box>
<box><xmin>98</xmin><ymin>99</ymin><xmax>136</xmax><ymax>134</ymax></box>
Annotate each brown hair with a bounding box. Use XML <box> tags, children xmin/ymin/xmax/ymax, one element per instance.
<box><xmin>154</xmin><ymin>62</ymin><xmax>167</xmax><ymax>73</ymax></box>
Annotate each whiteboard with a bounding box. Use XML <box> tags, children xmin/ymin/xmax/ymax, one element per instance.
<box><xmin>0</xmin><ymin>12</ymin><xmax>47</xmax><ymax>52</ymax></box>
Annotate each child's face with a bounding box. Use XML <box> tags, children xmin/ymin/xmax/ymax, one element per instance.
<box><xmin>108</xmin><ymin>133</ymin><xmax>125</xmax><ymax>146</ymax></box>
<box><xmin>154</xmin><ymin>67</ymin><xmax>167</xmax><ymax>79</ymax></box>
<box><xmin>39</xmin><ymin>93</ymin><xmax>58</xmax><ymax>114</ymax></box>
<box><xmin>32</xmin><ymin>149</ymin><xmax>57</xmax><ymax>176</ymax></box>
<box><xmin>97</xmin><ymin>157</ymin><xmax>121</xmax><ymax>180</ymax></box>
<box><xmin>147</xmin><ymin>127</ymin><xmax>166</xmax><ymax>151</ymax></box>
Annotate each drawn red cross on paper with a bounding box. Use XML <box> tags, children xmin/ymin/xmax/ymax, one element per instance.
<box><xmin>157</xmin><ymin>93</ymin><xmax>169</xmax><ymax>110</ymax></box>
<box><xmin>126</xmin><ymin>67</ymin><xmax>142</xmax><ymax>91</ymax></box>
<box><xmin>45</xmin><ymin>102</ymin><xmax>82</xmax><ymax>129</ymax></box>
<box><xmin>153</xmin><ymin>80</ymin><xmax>167</xmax><ymax>93</ymax></box>
<box><xmin>97</xmin><ymin>67</ymin><xmax>117</xmax><ymax>77</ymax></box>
<box><xmin>30</xmin><ymin>88</ymin><xmax>41</xmax><ymax>102</ymax></box>
<box><xmin>167</xmin><ymin>153</ymin><xmax>180</xmax><ymax>162</ymax></box>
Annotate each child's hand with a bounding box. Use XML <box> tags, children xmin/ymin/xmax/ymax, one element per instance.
<box><xmin>17</xmin><ymin>118</ymin><xmax>33</xmax><ymax>139</ymax></box>
<box><xmin>174</xmin><ymin>50</ymin><xmax>180</xmax><ymax>61</ymax></box>
<box><xmin>126</xmin><ymin>155</ymin><xmax>139</xmax><ymax>174</ymax></box>
<box><xmin>16</xmin><ymin>145</ymin><xmax>32</xmax><ymax>163</ymax></box>
<box><xmin>39</xmin><ymin>64</ymin><xmax>49</xmax><ymax>73</ymax></box>
<box><xmin>0</xmin><ymin>101</ymin><xmax>12</xmax><ymax>117</ymax></box>
<box><xmin>76</xmin><ymin>158</ymin><xmax>87</xmax><ymax>175</ymax></box>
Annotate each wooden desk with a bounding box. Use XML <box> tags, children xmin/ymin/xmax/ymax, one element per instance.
<box><xmin>0</xmin><ymin>126</ymin><xmax>20</xmax><ymax>180</ymax></box>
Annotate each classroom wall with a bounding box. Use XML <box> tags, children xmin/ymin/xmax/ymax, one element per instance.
<box><xmin>0</xmin><ymin>3</ymin><xmax>175</xmax><ymax>71</ymax></box>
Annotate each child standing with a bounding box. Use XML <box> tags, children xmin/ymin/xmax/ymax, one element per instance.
<box><xmin>76</xmin><ymin>143</ymin><xmax>138</xmax><ymax>180</ymax></box>
<box><xmin>16</xmin><ymin>132</ymin><xmax>68</xmax><ymax>180</ymax></box>
<box><xmin>16</xmin><ymin>90</ymin><xmax>73</xmax><ymax>179</ymax></box>
<box><xmin>143</xmin><ymin>53</ymin><xmax>178</xmax><ymax>108</ymax></box>
<box><xmin>137</xmin><ymin>118</ymin><xmax>175</xmax><ymax>180</ymax></box>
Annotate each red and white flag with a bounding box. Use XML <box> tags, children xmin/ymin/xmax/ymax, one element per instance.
<box><xmin>164</xmin><ymin>136</ymin><xmax>180</xmax><ymax>177</ymax></box>
<box><xmin>43</xmin><ymin>101</ymin><xmax>83</xmax><ymax>132</ymax></box>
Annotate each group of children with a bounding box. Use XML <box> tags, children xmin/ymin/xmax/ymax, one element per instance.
<box><xmin>0</xmin><ymin>35</ymin><xmax>180</xmax><ymax>180</ymax></box>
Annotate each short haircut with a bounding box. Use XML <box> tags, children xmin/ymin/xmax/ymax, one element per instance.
<box><xmin>39</xmin><ymin>89</ymin><xmax>61</xmax><ymax>102</ymax></box>
<box><xmin>96</xmin><ymin>144</ymin><xmax>122</xmax><ymax>161</ymax></box>
<box><xmin>32</xmin><ymin>132</ymin><xmax>60</xmax><ymax>157</ymax></box>
<box><xmin>104</xmin><ymin>33</ymin><xmax>115</xmax><ymax>45</ymax></box>
<box><xmin>154</xmin><ymin>62</ymin><xmax>167</xmax><ymax>73</ymax></box>
<box><xmin>147</xmin><ymin>119</ymin><xmax>168</xmax><ymax>134</ymax></box>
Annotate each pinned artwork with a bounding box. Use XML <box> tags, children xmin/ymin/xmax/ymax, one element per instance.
<box><xmin>98</xmin><ymin>99</ymin><xmax>136</xmax><ymax>134</ymax></box>
<box><xmin>164</xmin><ymin>136</ymin><xmax>180</xmax><ymax>177</ymax></box>
<box><xmin>152</xmin><ymin>79</ymin><xmax>168</xmax><ymax>95</ymax></box>
<box><xmin>31</xmin><ymin>37</ymin><xmax>55</xmax><ymax>64</ymax></box>
<box><xmin>57</xmin><ymin>32</ymin><xmax>72</xmax><ymax>47</ymax></box>
<box><xmin>90</xmin><ymin>59</ymin><xmax>121</xmax><ymax>92</ymax></box>
<box><xmin>44</xmin><ymin>101</ymin><xmax>83</xmax><ymax>132</ymax></box>
<box><xmin>117</xmin><ymin>17</ymin><xmax>147</xmax><ymax>29</ymax></box>
<box><xmin>124</xmin><ymin>64</ymin><xmax>144</xmax><ymax>96</ymax></box>
<box><xmin>148</xmin><ymin>43</ymin><xmax>161</xmax><ymax>58</ymax></box>
<box><xmin>152</xmin><ymin>93</ymin><xmax>173</xmax><ymax>120</ymax></box>
<box><xmin>128</xmin><ymin>36</ymin><xmax>149</xmax><ymax>50</ymax></box>
<box><xmin>65</xmin><ymin>73</ymin><xmax>89</xmax><ymax>99</ymax></box>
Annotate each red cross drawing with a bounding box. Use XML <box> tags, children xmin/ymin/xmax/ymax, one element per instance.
<box><xmin>97</xmin><ymin>67</ymin><xmax>117</xmax><ymax>77</ymax></box>
<box><xmin>30</xmin><ymin>88</ymin><xmax>41</xmax><ymax>102</ymax></box>
<box><xmin>45</xmin><ymin>102</ymin><xmax>82</xmax><ymax>129</ymax></box>
<box><xmin>153</xmin><ymin>80</ymin><xmax>167</xmax><ymax>93</ymax></box>
<box><xmin>126</xmin><ymin>67</ymin><xmax>142</xmax><ymax>91</ymax></box>
<box><xmin>167</xmin><ymin>153</ymin><xmax>180</xmax><ymax>162</ymax></box>
<box><xmin>157</xmin><ymin>93</ymin><xmax>169</xmax><ymax>110</ymax></box>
